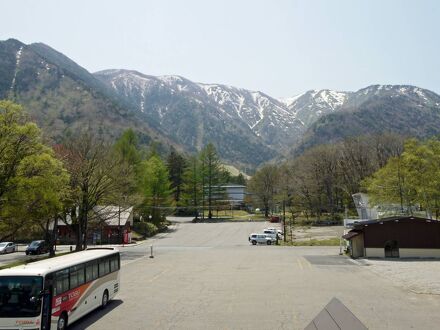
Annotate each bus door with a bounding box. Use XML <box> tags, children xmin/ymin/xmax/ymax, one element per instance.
<box><xmin>41</xmin><ymin>274</ymin><xmax>53</xmax><ymax>330</ymax></box>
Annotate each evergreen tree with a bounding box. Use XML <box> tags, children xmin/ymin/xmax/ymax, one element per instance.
<box><xmin>166</xmin><ymin>147</ymin><xmax>187</xmax><ymax>210</ymax></box>
<box><xmin>182</xmin><ymin>156</ymin><xmax>202</xmax><ymax>219</ymax></box>
<box><xmin>199</xmin><ymin>143</ymin><xmax>223</xmax><ymax>219</ymax></box>
<box><xmin>114</xmin><ymin>129</ymin><xmax>142</xmax><ymax>168</ymax></box>
<box><xmin>140</xmin><ymin>155</ymin><xmax>173</xmax><ymax>224</ymax></box>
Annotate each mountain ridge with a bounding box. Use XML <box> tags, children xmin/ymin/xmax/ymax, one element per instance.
<box><xmin>2</xmin><ymin>38</ymin><xmax>440</xmax><ymax>170</ymax></box>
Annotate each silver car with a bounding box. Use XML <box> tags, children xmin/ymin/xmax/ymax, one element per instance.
<box><xmin>248</xmin><ymin>234</ymin><xmax>275</xmax><ymax>245</ymax></box>
<box><xmin>0</xmin><ymin>242</ymin><xmax>16</xmax><ymax>254</ymax></box>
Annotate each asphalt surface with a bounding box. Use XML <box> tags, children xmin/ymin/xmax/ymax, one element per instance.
<box><xmin>66</xmin><ymin>219</ymin><xmax>440</xmax><ymax>330</ymax></box>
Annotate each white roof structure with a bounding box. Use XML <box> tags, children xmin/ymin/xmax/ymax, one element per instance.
<box><xmin>94</xmin><ymin>206</ymin><xmax>134</xmax><ymax>227</ymax></box>
<box><xmin>53</xmin><ymin>205</ymin><xmax>134</xmax><ymax>228</ymax></box>
<box><xmin>0</xmin><ymin>248</ymin><xmax>119</xmax><ymax>276</ymax></box>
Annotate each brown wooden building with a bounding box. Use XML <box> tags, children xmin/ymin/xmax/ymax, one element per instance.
<box><xmin>343</xmin><ymin>216</ymin><xmax>440</xmax><ymax>258</ymax></box>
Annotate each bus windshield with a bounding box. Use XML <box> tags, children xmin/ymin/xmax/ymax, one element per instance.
<box><xmin>0</xmin><ymin>276</ymin><xmax>43</xmax><ymax>317</ymax></box>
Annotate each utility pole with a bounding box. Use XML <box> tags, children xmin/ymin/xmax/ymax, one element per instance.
<box><xmin>201</xmin><ymin>158</ymin><xmax>205</xmax><ymax>221</ymax></box>
<box><xmin>118</xmin><ymin>205</ymin><xmax>121</xmax><ymax>244</ymax></box>
<box><xmin>193</xmin><ymin>159</ymin><xmax>198</xmax><ymax>220</ymax></box>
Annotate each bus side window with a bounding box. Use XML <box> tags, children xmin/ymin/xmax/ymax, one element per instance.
<box><xmin>99</xmin><ymin>258</ymin><xmax>110</xmax><ymax>277</ymax></box>
<box><xmin>86</xmin><ymin>261</ymin><xmax>98</xmax><ymax>282</ymax></box>
<box><xmin>77</xmin><ymin>264</ymin><xmax>85</xmax><ymax>286</ymax></box>
<box><xmin>110</xmin><ymin>255</ymin><xmax>119</xmax><ymax>272</ymax></box>
<box><xmin>70</xmin><ymin>264</ymin><xmax>85</xmax><ymax>289</ymax></box>
<box><xmin>93</xmin><ymin>261</ymin><xmax>98</xmax><ymax>279</ymax></box>
<box><xmin>54</xmin><ymin>269</ymin><xmax>69</xmax><ymax>295</ymax></box>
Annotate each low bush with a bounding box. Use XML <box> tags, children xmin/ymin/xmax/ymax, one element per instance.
<box><xmin>133</xmin><ymin>222</ymin><xmax>159</xmax><ymax>237</ymax></box>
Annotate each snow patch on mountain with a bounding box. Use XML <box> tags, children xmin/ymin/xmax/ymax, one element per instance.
<box><xmin>280</xmin><ymin>92</ymin><xmax>306</xmax><ymax>108</ymax></box>
<box><xmin>10</xmin><ymin>46</ymin><xmax>23</xmax><ymax>90</ymax></box>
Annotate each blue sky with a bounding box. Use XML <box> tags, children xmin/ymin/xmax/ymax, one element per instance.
<box><xmin>1</xmin><ymin>0</ymin><xmax>438</xmax><ymax>97</ymax></box>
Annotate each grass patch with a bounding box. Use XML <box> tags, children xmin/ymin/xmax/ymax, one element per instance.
<box><xmin>0</xmin><ymin>252</ymin><xmax>71</xmax><ymax>270</ymax></box>
<box><xmin>281</xmin><ymin>237</ymin><xmax>341</xmax><ymax>246</ymax></box>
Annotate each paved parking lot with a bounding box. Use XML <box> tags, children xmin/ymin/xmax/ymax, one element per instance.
<box><xmin>68</xmin><ymin>220</ymin><xmax>440</xmax><ymax>330</ymax></box>
<box><xmin>359</xmin><ymin>258</ymin><xmax>440</xmax><ymax>295</ymax></box>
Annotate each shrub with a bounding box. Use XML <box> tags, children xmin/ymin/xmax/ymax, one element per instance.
<box><xmin>133</xmin><ymin>222</ymin><xmax>158</xmax><ymax>237</ymax></box>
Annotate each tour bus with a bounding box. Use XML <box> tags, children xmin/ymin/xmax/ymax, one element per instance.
<box><xmin>0</xmin><ymin>247</ymin><xmax>120</xmax><ymax>330</ymax></box>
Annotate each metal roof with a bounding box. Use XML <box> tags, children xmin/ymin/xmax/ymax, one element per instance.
<box><xmin>55</xmin><ymin>206</ymin><xmax>134</xmax><ymax>227</ymax></box>
<box><xmin>352</xmin><ymin>216</ymin><xmax>439</xmax><ymax>229</ymax></box>
<box><xmin>94</xmin><ymin>206</ymin><xmax>133</xmax><ymax>227</ymax></box>
<box><xmin>342</xmin><ymin>231</ymin><xmax>361</xmax><ymax>240</ymax></box>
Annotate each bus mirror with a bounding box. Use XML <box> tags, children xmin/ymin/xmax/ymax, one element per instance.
<box><xmin>38</xmin><ymin>289</ymin><xmax>50</xmax><ymax>297</ymax></box>
<box><xmin>30</xmin><ymin>296</ymin><xmax>39</xmax><ymax>304</ymax></box>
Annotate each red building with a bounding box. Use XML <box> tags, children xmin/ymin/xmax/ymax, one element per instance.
<box><xmin>55</xmin><ymin>206</ymin><xmax>134</xmax><ymax>245</ymax></box>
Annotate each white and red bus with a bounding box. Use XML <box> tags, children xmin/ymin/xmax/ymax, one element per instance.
<box><xmin>0</xmin><ymin>247</ymin><xmax>120</xmax><ymax>330</ymax></box>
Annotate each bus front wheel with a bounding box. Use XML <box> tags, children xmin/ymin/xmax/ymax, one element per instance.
<box><xmin>57</xmin><ymin>312</ymin><xmax>68</xmax><ymax>330</ymax></box>
<box><xmin>101</xmin><ymin>290</ymin><xmax>109</xmax><ymax>308</ymax></box>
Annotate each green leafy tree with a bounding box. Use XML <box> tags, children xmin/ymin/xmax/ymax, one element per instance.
<box><xmin>363</xmin><ymin>155</ymin><xmax>416</xmax><ymax>215</ymax></box>
<box><xmin>248</xmin><ymin>164</ymin><xmax>279</xmax><ymax>217</ymax></box>
<box><xmin>364</xmin><ymin>138</ymin><xmax>440</xmax><ymax>219</ymax></box>
<box><xmin>0</xmin><ymin>100</ymin><xmax>70</xmax><ymax>250</ymax></box>
<box><xmin>403</xmin><ymin>139</ymin><xmax>440</xmax><ymax>218</ymax></box>
<box><xmin>139</xmin><ymin>155</ymin><xmax>173</xmax><ymax>224</ymax></box>
<box><xmin>6</xmin><ymin>153</ymin><xmax>70</xmax><ymax>255</ymax></box>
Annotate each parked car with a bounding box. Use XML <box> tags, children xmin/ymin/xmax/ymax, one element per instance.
<box><xmin>265</xmin><ymin>227</ymin><xmax>283</xmax><ymax>236</ymax></box>
<box><xmin>0</xmin><ymin>242</ymin><xmax>16</xmax><ymax>254</ymax></box>
<box><xmin>248</xmin><ymin>233</ymin><xmax>275</xmax><ymax>245</ymax></box>
<box><xmin>263</xmin><ymin>229</ymin><xmax>278</xmax><ymax>240</ymax></box>
<box><xmin>270</xmin><ymin>216</ymin><xmax>280</xmax><ymax>223</ymax></box>
<box><xmin>25</xmin><ymin>240</ymin><xmax>49</xmax><ymax>255</ymax></box>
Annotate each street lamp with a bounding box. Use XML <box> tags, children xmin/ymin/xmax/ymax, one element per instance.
<box><xmin>283</xmin><ymin>199</ymin><xmax>286</xmax><ymax>242</ymax></box>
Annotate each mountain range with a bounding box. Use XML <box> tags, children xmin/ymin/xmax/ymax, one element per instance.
<box><xmin>1</xmin><ymin>38</ymin><xmax>440</xmax><ymax>171</ymax></box>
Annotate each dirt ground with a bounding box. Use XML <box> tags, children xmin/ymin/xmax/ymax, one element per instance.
<box><xmin>289</xmin><ymin>225</ymin><xmax>345</xmax><ymax>241</ymax></box>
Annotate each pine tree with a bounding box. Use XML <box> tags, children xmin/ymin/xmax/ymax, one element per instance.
<box><xmin>166</xmin><ymin>147</ymin><xmax>187</xmax><ymax>210</ymax></box>
<box><xmin>199</xmin><ymin>143</ymin><xmax>223</xmax><ymax>219</ymax></box>
<box><xmin>182</xmin><ymin>156</ymin><xmax>202</xmax><ymax>219</ymax></box>
<box><xmin>139</xmin><ymin>155</ymin><xmax>173</xmax><ymax>224</ymax></box>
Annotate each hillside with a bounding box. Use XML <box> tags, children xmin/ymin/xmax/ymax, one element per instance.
<box><xmin>0</xmin><ymin>39</ymin><xmax>179</xmax><ymax>153</ymax></box>
<box><xmin>295</xmin><ymin>85</ymin><xmax>440</xmax><ymax>153</ymax></box>
<box><xmin>94</xmin><ymin>70</ymin><xmax>291</xmax><ymax>164</ymax></box>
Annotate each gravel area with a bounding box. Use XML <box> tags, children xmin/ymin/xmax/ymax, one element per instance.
<box><xmin>293</xmin><ymin>225</ymin><xmax>344</xmax><ymax>241</ymax></box>
<box><xmin>362</xmin><ymin>258</ymin><xmax>440</xmax><ymax>295</ymax></box>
